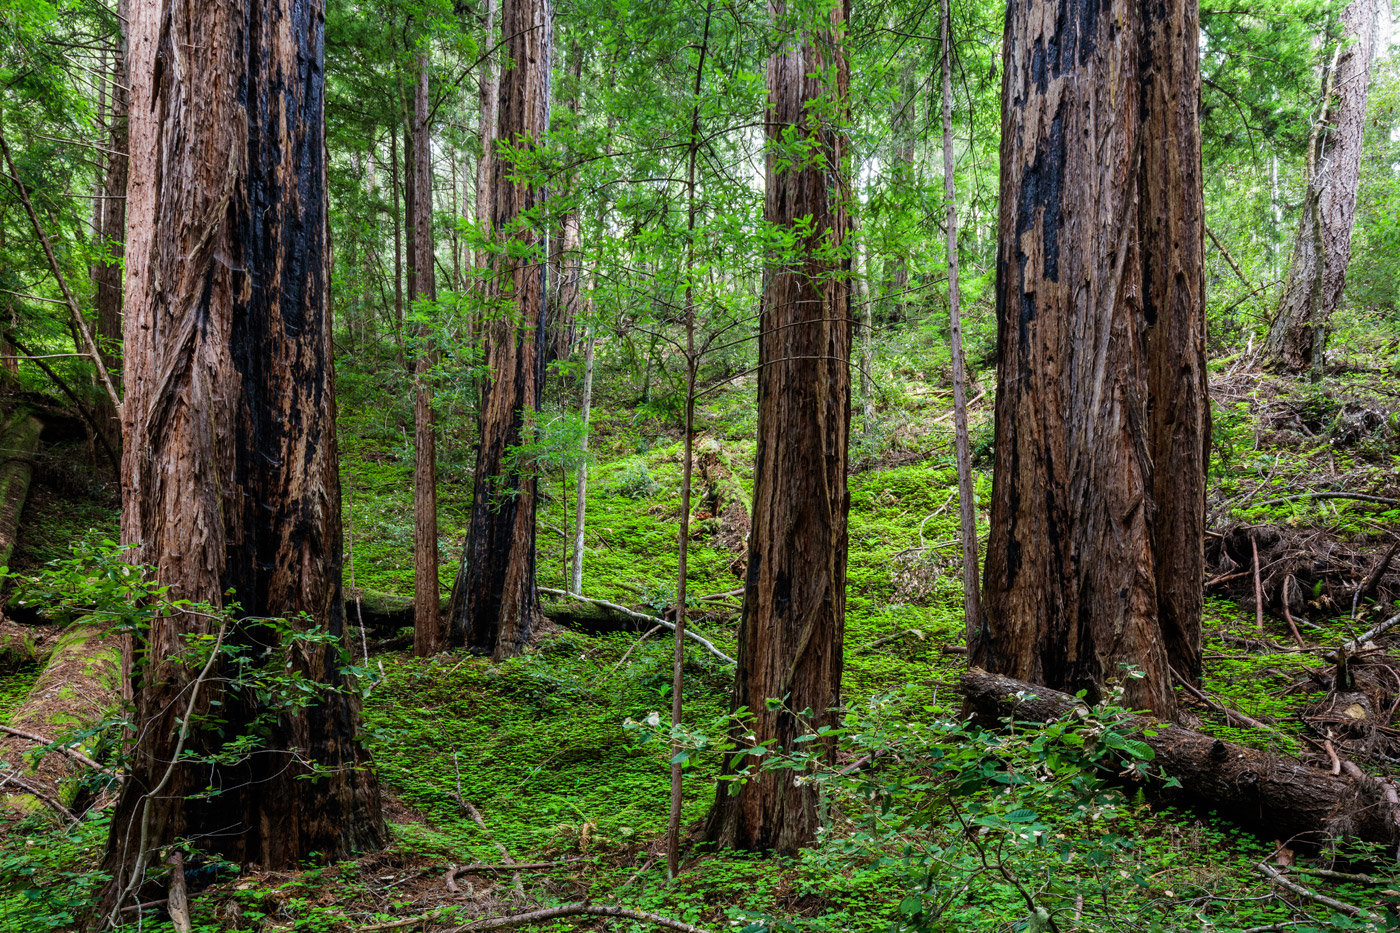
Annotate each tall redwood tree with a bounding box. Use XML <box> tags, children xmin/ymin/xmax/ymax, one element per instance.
<box><xmin>975</xmin><ymin>0</ymin><xmax>1209</xmax><ymax>717</ymax></box>
<box><xmin>98</xmin><ymin>0</ymin><xmax>383</xmax><ymax>921</ymax></box>
<box><xmin>706</xmin><ymin>0</ymin><xmax>852</xmax><ymax>854</ymax></box>
<box><xmin>448</xmin><ymin>0</ymin><xmax>551</xmax><ymax>660</ymax></box>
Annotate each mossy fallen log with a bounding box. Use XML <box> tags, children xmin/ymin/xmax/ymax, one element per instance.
<box><xmin>1</xmin><ymin>620</ymin><xmax>121</xmax><ymax>816</ymax></box>
<box><xmin>960</xmin><ymin>669</ymin><xmax>1400</xmax><ymax>848</ymax></box>
<box><xmin>0</xmin><ymin>407</ymin><xmax>42</xmax><ymax>576</ymax></box>
<box><xmin>344</xmin><ymin>589</ymin><xmax>416</xmax><ymax>633</ymax></box>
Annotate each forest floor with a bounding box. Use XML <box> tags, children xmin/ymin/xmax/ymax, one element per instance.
<box><xmin>2</xmin><ymin>332</ymin><xmax>1400</xmax><ymax>931</ymax></box>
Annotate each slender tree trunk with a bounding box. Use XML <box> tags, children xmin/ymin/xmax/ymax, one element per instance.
<box><xmin>884</xmin><ymin>64</ymin><xmax>914</xmax><ymax>325</ymax></box>
<box><xmin>569</xmin><ymin>320</ymin><xmax>595</xmax><ymax>595</ymax></box>
<box><xmin>1264</xmin><ymin>0</ymin><xmax>1378</xmax><ymax>374</ymax></box>
<box><xmin>1141</xmin><ymin>0</ymin><xmax>1208</xmax><ymax>685</ymax></box>
<box><xmin>412</xmin><ymin>48</ymin><xmax>442</xmax><ymax>655</ymax></box>
<box><xmin>97</xmin><ymin>0</ymin><xmax>383</xmax><ymax>922</ymax></box>
<box><xmin>473</xmin><ymin>0</ymin><xmax>500</xmax><ymax>282</ymax></box>
<box><xmin>547</xmin><ymin>39</ymin><xmax>585</xmax><ymax>363</ymax></box>
<box><xmin>706</xmin><ymin>0</ymin><xmax>851</xmax><ymax>854</ymax></box>
<box><xmin>92</xmin><ymin>6</ymin><xmax>128</xmax><ymax>458</ymax></box>
<box><xmin>941</xmin><ymin>0</ymin><xmax>983</xmax><ymax>646</ymax></box>
<box><xmin>448</xmin><ymin>0</ymin><xmax>552</xmax><ymax>660</ymax></box>
<box><xmin>857</xmin><ymin>233</ymin><xmax>874</xmax><ymax>436</ymax></box>
<box><xmin>975</xmin><ymin>0</ymin><xmax>1174</xmax><ymax>717</ymax></box>
<box><xmin>668</xmin><ymin>1</ymin><xmax>713</xmax><ymax>877</ymax></box>
<box><xmin>391</xmin><ymin>122</ymin><xmax>405</xmax><ymax>347</ymax></box>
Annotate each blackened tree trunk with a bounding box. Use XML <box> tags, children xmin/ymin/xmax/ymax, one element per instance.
<box><xmin>447</xmin><ymin>0</ymin><xmax>551</xmax><ymax>660</ymax></box>
<box><xmin>1141</xmin><ymin>0</ymin><xmax>1208</xmax><ymax>685</ymax></box>
<box><xmin>97</xmin><ymin>0</ymin><xmax>384</xmax><ymax>922</ymax></box>
<box><xmin>1264</xmin><ymin>0</ymin><xmax>1378</xmax><ymax>374</ymax></box>
<box><xmin>411</xmin><ymin>49</ymin><xmax>442</xmax><ymax>655</ymax></box>
<box><xmin>705</xmin><ymin>0</ymin><xmax>851</xmax><ymax>854</ymax></box>
<box><xmin>975</xmin><ymin>0</ymin><xmax>1174</xmax><ymax>716</ymax></box>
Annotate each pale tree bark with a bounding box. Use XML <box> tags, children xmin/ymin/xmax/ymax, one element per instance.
<box><xmin>975</xmin><ymin>0</ymin><xmax>1174</xmax><ymax>717</ymax></box>
<box><xmin>1141</xmin><ymin>0</ymin><xmax>1209</xmax><ymax>685</ymax></box>
<box><xmin>1264</xmin><ymin>0</ymin><xmax>1379</xmax><ymax>374</ymax></box>
<box><xmin>97</xmin><ymin>0</ymin><xmax>384</xmax><ymax>921</ymax></box>
<box><xmin>856</xmin><ymin>231</ymin><xmax>874</xmax><ymax>436</ymax></box>
<box><xmin>940</xmin><ymin>0</ymin><xmax>983</xmax><ymax>645</ymax></box>
<box><xmin>569</xmin><ymin>317</ymin><xmax>595</xmax><ymax>595</ymax></box>
<box><xmin>706</xmin><ymin>0</ymin><xmax>851</xmax><ymax>854</ymax></box>
<box><xmin>448</xmin><ymin>0</ymin><xmax>551</xmax><ymax>660</ymax></box>
<box><xmin>411</xmin><ymin>48</ymin><xmax>442</xmax><ymax>655</ymax></box>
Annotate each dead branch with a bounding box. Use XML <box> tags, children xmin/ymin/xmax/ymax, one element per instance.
<box><xmin>538</xmin><ymin>587</ymin><xmax>734</xmax><ymax>664</ymax></box>
<box><xmin>441</xmin><ymin>903</ymin><xmax>717</xmax><ymax>933</ymax></box>
<box><xmin>1255</xmin><ymin>862</ymin><xmax>1374</xmax><ymax>920</ymax></box>
<box><xmin>0</xmin><ymin>723</ymin><xmax>119</xmax><ymax>778</ymax></box>
<box><xmin>165</xmin><ymin>851</ymin><xmax>192</xmax><ymax>933</ymax></box>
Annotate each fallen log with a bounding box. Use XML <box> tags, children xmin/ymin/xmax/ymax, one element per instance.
<box><xmin>1</xmin><ymin>620</ymin><xmax>121</xmax><ymax>816</ymax></box>
<box><xmin>0</xmin><ymin>407</ymin><xmax>42</xmax><ymax>576</ymax></box>
<box><xmin>960</xmin><ymin>670</ymin><xmax>1400</xmax><ymax>848</ymax></box>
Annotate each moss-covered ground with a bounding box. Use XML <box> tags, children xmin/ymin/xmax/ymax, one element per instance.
<box><xmin>2</xmin><ymin>345</ymin><xmax>1399</xmax><ymax>932</ymax></box>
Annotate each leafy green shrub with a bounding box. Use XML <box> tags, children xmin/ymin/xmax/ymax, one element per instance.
<box><xmin>608</xmin><ymin>459</ymin><xmax>661</xmax><ymax>499</ymax></box>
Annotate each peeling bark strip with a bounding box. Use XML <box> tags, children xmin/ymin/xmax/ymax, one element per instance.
<box><xmin>448</xmin><ymin>0</ymin><xmax>552</xmax><ymax>660</ymax></box>
<box><xmin>103</xmin><ymin>0</ymin><xmax>383</xmax><ymax>915</ymax></box>
<box><xmin>1265</xmin><ymin>0</ymin><xmax>1379</xmax><ymax>374</ymax></box>
<box><xmin>979</xmin><ymin>0</ymin><xmax>1207</xmax><ymax>717</ymax></box>
<box><xmin>961</xmin><ymin>671</ymin><xmax>1400</xmax><ymax>848</ymax></box>
<box><xmin>705</xmin><ymin>0</ymin><xmax>851</xmax><ymax>855</ymax></box>
<box><xmin>1140</xmin><ymin>0</ymin><xmax>1208</xmax><ymax>685</ymax></box>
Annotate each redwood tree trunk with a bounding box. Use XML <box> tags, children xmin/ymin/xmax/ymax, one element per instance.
<box><xmin>411</xmin><ymin>49</ymin><xmax>442</xmax><ymax>655</ymax></box>
<box><xmin>1141</xmin><ymin>0</ymin><xmax>1209</xmax><ymax>685</ymax></box>
<box><xmin>98</xmin><ymin>0</ymin><xmax>383</xmax><ymax>920</ymax></box>
<box><xmin>705</xmin><ymin>0</ymin><xmax>851</xmax><ymax>854</ymax></box>
<box><xmin>448</xmin><ymin>0</ymin><xmax>551</xmax><ymax>660</ymax></box>
<box><xmin>92</xmin><ymin>5</ymin><xmax>127</xmax><ymax>457</ymax></box>
<box><xmin>1264</xmin><ymin>0</ymin><xmax>1378</xmax><ymax>374</ymax></box>
<box><xmin>975</xmin><ymin>0</ymin><xmax>1174</xmax><ymax>716</ymax></box>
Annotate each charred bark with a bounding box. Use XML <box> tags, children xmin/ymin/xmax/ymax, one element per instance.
<box><xmin>961</xmin><ymin>671</ymin><xmax>1400</xmax><ymax>848</ymax></box>
<box><xmin>705</xmin><ymin>0</ymin><xmax>851</xmax><ymax>855</ymax></box>
<box><xmin>447</xmin><ymin>0</ymin><xmax>551</xmax><ymax>661</ymax></box>
<box><xmin>1264</xmin><ymin>0</ymin><xmax>1379</xmax><ymax>374</ymax></box>
<box><xmin>977</xmin><ymin>0</ymin><xmax>1174</xmax><ymax>716</ymax></box>
<box><xmin>99</xmin><ymin>0</ymin><xmax>384</xmax><ymax>920</ymax></box>
<box><xmin>1140</xmin><ymin>0</ymin><xmax>1209</xmax><ymax>685</ymax></box>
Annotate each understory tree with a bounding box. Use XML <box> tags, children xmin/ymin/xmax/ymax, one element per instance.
<box><xmin>97</xmin><ymin>0</ymin><xmax>384</xmax><ymax>921</ymax></box>
<box><xmin>448</xmin><ymin>0</ymin><xmax>553</xmax><ymax>660</ymax></box>
<box><xmin>1264</xmin><ymin>0</ymin><xmax>1381</xmax><ymax>374</ymax></box>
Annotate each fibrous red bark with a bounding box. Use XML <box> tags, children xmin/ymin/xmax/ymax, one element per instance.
<box><xmin>411</xmin><ymin>48</ymin><xmax>442</xmax><ymax>655</ymax></box>
<box><xmin>978</xmin><ymin>0</ymin><xmax>1174</xmax><ymax>716</ymax></box>
<box><xmin>705</xmin><ymin>0</ymin><xmax>852</xmax><ymax>854</ymax></box>
<box><xmin>448</xmin><ymin>0</ymin><xmax>551</xmax><ymax>660</ymax></box>
<box><xmin>1141</xmin><ymin>0</ymin><xmax>1209</xmax><ymax>685</ymax></box>
<box><xmin>99</xmin><ymin>0</ymin><xmax>383</xmax><ymax>920</ymax></box>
